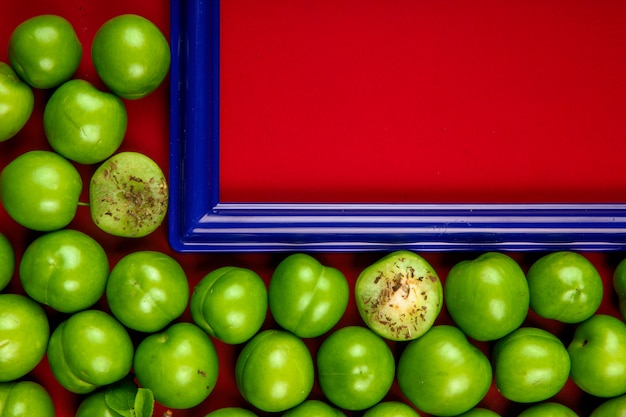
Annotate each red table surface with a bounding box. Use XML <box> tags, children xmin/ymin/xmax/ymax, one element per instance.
<box><xmin>219</xmin><ymin>0</ymin><xmax>626</xmax><ymax>204</ymax></box>
<box><xmin>1</xmin><ymin>1</ymin><xmax>626</xmax><ymax>416</ymax></box>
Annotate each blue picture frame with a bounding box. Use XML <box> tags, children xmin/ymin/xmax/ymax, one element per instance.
<box><xmin>168</xmin><ymin>0</ymin><xmax>626</xmax><ymax>252</ymax></box>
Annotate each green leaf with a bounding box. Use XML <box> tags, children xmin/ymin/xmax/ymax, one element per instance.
<box><xmin>103</xmin><ymin>377</ymin><xmax>155</xmax><ymax>417</ymax></box>
<box><xmin>133</xmin><ymin>387</ymin><xmax>155</xmax><ymax>417</ymax></box>
<box><xmin>105</xmin><ymin>378</ymin><xmax>138</xmax><ymax>417</ymax></box>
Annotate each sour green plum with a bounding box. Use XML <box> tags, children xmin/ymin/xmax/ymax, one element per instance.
<box><xmin>283</xmin><ymin>400</ymin><xmax>345</xmax><ymax>416</ymax></box>
<box><xmin>75</xmin><ymin>391</ymin><xmax>123</xmax><ymax>417</ymax></box>
<box><xmin>590</xmin><ymin>394</ymin><xmax>626</xmax><ymax>417</ymax></box>
<box><xmin>317</xmin><ymin>326</ymin><xmax>395</xmax><ymax>411</ymax></box>
<box><xmin>0</xmin><ymin>233</ymin><xmax>14</xmax><ymax>291</ymax></box>
<box><xmin>397</xmin><ymin>325</ymin><xmax>492</xmax><ymax>416</ymax></box>
<box><xmin>8</xmin><ymin>14</ymin><xmax>82</xmax><ymax>89</ymax></box>
<box><xmin>236</xmin><ymin>330</ymin><xmax>314</xmax><ymax>413</ymax></box>
<box><xmin>457</xmin><ymin>409</ymin><xmax>501</xmax><ymax>417</ymax></box>
<box><xmin>269</xmin><ymin>253</ymin><xmax>348</xmax><ymax>338</ymax></box>
<box><xmin>363</xmin><ymin>401</ymin><xmax>420</xmax><ymax>417</ymax></box>
<box><xmin>528</xmin><ymin>251</ymin><xmax>603</xmax><ymax>323</ymax></box>
<box><xmin>106</xmin><ymin>251</ymin><xmax>188</xmax><ymax>333</ymax></box>
<box><xmin>445</xmin><ymin>252</ymin><xmax>529</xmax><ymax>341</ymax></box>
<box><xmin>517</xmin><ymin>403</ymin><xmax>578</xmax><ymax>417</ymax></box>
<box><xmin>0</xmin><ymin>150</ymin><xmax>82</xmax><ymax>231</ymax></box>
<box><xmin>89</xmin><ymin>151</ymin><xmax>167</xmax><ymax>237</ymax></box>
<box><xmin>192</xmin><ymin>266</ymin><xmax>267</xmax><ymax>344</ymax></box>
<box><xmin>204</xmin><ymin>408</ymin><xmax>258</xmax><ymax>417</ymax></box>
<box><xmin>43</xmin><ymin>79</ymin><xmax>127</xmax><ymax>164</ymax></box>
<box><xmin>0</xmin><ymin>62</ymin><xmax>34</xmax><ymax>142</ymax></box>
<box><xmin>134</xmin><ymin>323</ymin><xmax>219</xmax><ymax>409</ymax></box>
<box><xmin>47</xmin><ymin>310</ymin><xmax>133</xmax><ymax>394</ymax></box>
<box><xmin>20</xmin><ymin>229</ymin><xmax>109</xmax><ymax>313</ymax></box>
<box><xmin>91</xmin><ymin>14</ymin><xmax>170</xmax><ymax>99</ymax></box>
<box><xmin>568</xmin><ymin>314</ymin><xmax>626</xmax><ymax>397</ymax></box>
<box><xmin>493</xmin><ymin>327</ymin><xmax>570</xmax><ymax>403</ymax></box>
<box><xmin>613</xmin><ymin>258</ymin><xmax>626</xmax><ymax>321</ymax></box>
<box><xmin>0</xmin><ymin>294</ymin><xmax>49</xmax><ymax>382</ymax></box>
<box><xmin>0</xmin><ymin>381</ymin><xmax>55</xmax><ymax>417</ymax></box>
<box><xmin>355</xmin><ymin>250</ymin><xmax>442</xmax><ymax>341</ymax></box>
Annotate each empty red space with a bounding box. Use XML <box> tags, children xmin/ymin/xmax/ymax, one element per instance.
<box><xmin>220</xmin><ymin>0</ymin><xmax>626</xmax><ymax>204</ymax></box>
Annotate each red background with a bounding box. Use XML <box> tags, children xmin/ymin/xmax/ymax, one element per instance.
<box><xmin>1</xmin><ymin>1</ymin><xmax>626</xmax><ymax>416</ymax></box>
<box><xmin>220</xmin><ymin>0</ymin><xmax>626</xmax><ymax>204</ymax></box>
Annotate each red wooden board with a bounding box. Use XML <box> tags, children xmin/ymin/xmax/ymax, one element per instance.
<box><xmin>220</xmin><ymin>0</ymin><xmax>626</xmax><ymax>204</ymax></box>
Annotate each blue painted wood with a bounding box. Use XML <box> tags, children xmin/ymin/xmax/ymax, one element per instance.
<box><xmin>168</xmin><ymin>0</ymin><xmax>626</xmax><ymax>252</ymax></box>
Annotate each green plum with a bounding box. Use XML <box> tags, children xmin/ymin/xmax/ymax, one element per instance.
<box><xmin>283</xmin><ymin>400</ymin><xmax>346</xmax><ymax>416</ymax></box>
<box><xmin>204</xmin><ymin>408</ymin><xmax>258</xmax><ymax>417</ymax></box>
<box><xmin>492</xmin><ymin>327</ymin><xmax>570</xmax><ymax>403</ymax></box>
<box><xmin>590</xmin><ymin>394</ymin><xmax>626</xmax><ymax>416</ymax></box>
<box><xmin>0</xmin><ymin>150</ymin><xmax>82</xmax><ymax>231</ymax></box>
<box><xmin>0</xmin><ymin>381</ymin><xmax>55</xmax><ymax>417</ymax></box>
<box><xmin>355</xmin><ymin>250</ymin><xmax>443</xmax><ymax>341</ymax></box>
<box><xmin>445</xmin><ymin>252</ymin><xmax>529</xmax><ymax>341</ymax></box>
<box><xmin>0</xmin><ymin>62</ymin><xmax>34</xmax><ymax>142</ymax></box>
<box><xmin>191</xmin><ymin>266</ymin><xmax>267</xmax><ymax>344</ymax></box>
<box><xmin>397</xmin><ymin>325</ymin><xmax>492</xmax><ymax>416</ymax></box>
<box><xmin>236</xmin><ymin>329</ymin><xmax>314</xmax><ymax>413</ymax></box>
<box><xmin>19</xmin><ymin>229</ymin><xmax>110</xmax><ymax>313</ymax></box>
<box><xmin>0</xmin><ymin>233</ymin><xmax>14</xmax><ymax>291</ymax></box>
<box><xmin>91</xmin><ymin>14</ymin><xmax>170</xmax><ymax>99</ymax></box>
<box><xmin>613</xmin><ymin>258</ymin><xmax>626</xmax><ymax>321</ymax></box>
<box><xmin>269</xmin><ymin>253</ymin><xmax>348</xmax><ymax>338</ymax></box>
<box><xmin>134</xmin><ymin>322</ymin><xmax>219</xmax><ymax>409</ymax></box>
<box><xmin>75</xmin><ymin>390</ymin><xmax>123</xmax><ymax>417</ymax></box>
<box><xmin>43</xmin><ymin>79</ymin><xmax>128</xmax><ymax>164</ymax></box>
<box><xmin>47</xmin><ymin>310</ymin><xmax>133</xmax><ymax>394</ymax></box>
<box><xmin>89</xmin><ymin>151</ymin><xmax>168</xmax><ymax>237</ymax></box>
<box><xmin>457</xmin><ymin>409</ymin><xmax>501</xmax><ymax>417</ymax></box>
<box><xmin>568</xmin><ymin>314</ymin><xmax>626</xmax><ymax>397</ymax></box>
<box><xmin>76</xmin><ymin>378</ymin><xmax>153</xmax><ymax>417</ymax></box>
<box><xmin>0</xmin><ymin>294</ymin><xmax>49</xmax><ymax>382</ymax></box>
<box><xmin>8</xmin><ymin>14</ymin><xmax>82</xmax><ymax>89</ymax></box>
<box><xmin>362</xmin><ymin>401</ymin><xmax>421</xmax><ymax>416</ymax></box>
<box><xmin>317</xmin><ymin>326</ymin><xmax>395</xmax><ymax>411</ymax></box>
<box><xmin>106</xmin><ymin>251</ymin><xmax>189</xmax><ymax>333</ymax></box>
<box><xmin>527</xmin><ymin>251</ymin><xmax>603</xmax><ymax>323</ymax></box>
<box><xmin>517</xmin><ymin>402</ymin><xmax>579</xmax><ymax>417</ymax></box>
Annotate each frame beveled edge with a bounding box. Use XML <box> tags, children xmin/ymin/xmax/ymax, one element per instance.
<box><xmin>168</xmin><ymin>0</ymin><xmax>626</xmax><ymax>252</ymax></box>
